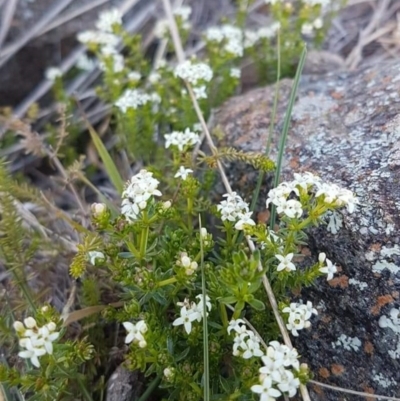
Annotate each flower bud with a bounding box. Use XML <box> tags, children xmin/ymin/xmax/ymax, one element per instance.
<box><xmin>162</xmin><ymin>201</ymin><xmax>172</xmax><ymax>209</ymax></box>
<box><xmin>164</xmin><ymin>367</ymin><xmax>175</xmax><ymax>380</ymax></box>
<box><xmin>24</xmin><ymin>317</ymin><xmax>37</xmax><ymax>329</ymax></box>
<box><xmin>47</xmin><ymin>322</ymin><xmax>57</xmax><ymax>332</ymax></box>
<box><xmin>201</xmin><ymin>227</ymin><xmax>207</xmax><ymax>238</ymax></box>
<box><xmin>318</xmin><ymin>252</ymin><xmax>326</xmax><ymax>264</ymax></box>
<box><xmin>13</xmin><ymin>321</ymin><xmax>25</xmax><ymax>333</ymax></box>
<box><xmin>91</xmin><ymin>202</ymin><xmax>106</xmax><ymax>217</ymax></box>
<box><xmin>41</xmin><ymin>305</ymin><xmax>49</xmax><ymax>312</ymax></box>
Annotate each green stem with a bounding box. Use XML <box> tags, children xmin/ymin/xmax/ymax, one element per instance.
<box><xmin>156</xmin><ymin>277</ymin><xmax>177</xmax><ymax>288</ymax></box>
<box><xmin>140</xmin><ymin>212</ymin><xmax>149</xmax><ymax>260</ymax></box>
<box><xmin>219</xmin><ymin>302</ymin><xmax>229</xmax><ymax>329</ymax></box>
<box><xmin>76</xmin><ymin>376</ymin><xmax>94</xmax><ymax>401</ymax></box>
<box><xmin>137</xmin><ymin>376</ymin><xmax>161</xmax><ymax>401</ymax></box>
<box><xmin>270</xmin><ymin>45</ymin><xmax>307</xmax><ymax>230</ymax></box>
<box><xmin>187</xmin><ymin>197</ymin><xmax>193</xmax><ymax>232</ymax></box>
<box><xmin>250</xmin><ymin>30</ymin><xmax>281</xmax><ymax>213</ymax></box>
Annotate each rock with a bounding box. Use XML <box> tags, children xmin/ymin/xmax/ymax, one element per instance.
<box><xmin>105</xmin><ymin>364</ymin><xmax>142</xmax><ymax>401</ymax></box>
<box><xmin>213</xmin><ymin>60</ymin><xmax>400</xmax><ymax>400</ymax></box>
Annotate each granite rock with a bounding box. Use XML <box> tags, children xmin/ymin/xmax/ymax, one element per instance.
<box><xmin>213</xmin><ymin>60</ymin><xmax>400</xmax><ymax>400</ymax></box>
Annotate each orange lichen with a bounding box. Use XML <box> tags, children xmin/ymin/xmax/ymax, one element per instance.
<box><xmin>328</xmin><ymin>275</ymin><xmax>349</xmax><ymax>288</ymax></box>
<box><xmin>364</xmin><ymin>341</ymin><xmax>374</xmax><ymax>355</ymax></box>
<box><xmin>331</xmin><ymin>364</ymin><xmax>345</xmax><ymax>376</ymax></box>
<box><xmin>370</xmin><ymin>294</ymin><xmax>394</xmax><ymax>315</ymax></box>
<box><xmin>319</xmin><ymin>367</ymin><xmax>330</xmax><ymax>379</ymax></box>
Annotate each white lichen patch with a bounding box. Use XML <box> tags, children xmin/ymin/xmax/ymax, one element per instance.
<box><xmin>379</xmin><ymin>308</ymin><xmax>400</xmax><ymax>360</ymax></box>
<box><xmin>381</xmin><ymin>245</ymin><xmax>400</xmax><ymax>257</ymax></box>
<box><xmin>372</xmin><ymin>372</ymin><xmax>396</xmax><ymax>388</ymax></box>
<box><xmin>332</xmin><ymin>334</ymin><xmax>362</xmax><ymax>351</ymax></box>
<box><xmin>348</xmin><ymin>278</ymin><xmax>368</xmax><ymax>290</ymax></box>
<box><xmin>372</xmin><ymin>260</ymin><xmax>400</xmax><ymax>275</ymax></box>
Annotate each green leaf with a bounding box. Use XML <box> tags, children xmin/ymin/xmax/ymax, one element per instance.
<box><xmin>248</xmin><ymin>298</ymin><xmax>265</xmax><ymax>311</ymax></box>
<box><xmin>219</xmin><ymin>296</ymin><xmax>237</xmax><ymax>305</ymax></box>
<box><xmin>174</xmin><ymin>347</ymin><xmax>190</xmax><ymax>362</ymax></box>
<box><xmin>167</xmin><ymin>337</ymin><xmax>174</xmax><ymax>355</ymax></box>
<box><xmin>85</xmin><ymin>119</ymin><xmax>124</xmax><ymax>193</ymax></box>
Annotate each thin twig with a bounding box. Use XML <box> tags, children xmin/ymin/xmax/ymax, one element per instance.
<box><xmin>0</xmin><ymin>0</ymin><xmax>75</xmax><ymax>66</ymax></box>
<box><xmin>0</xmin><ymin>0</ymin><xmax>18</xmax><ymax>51</ymax></box>
<box><xmin>39</xmin><ymin>0</ymin><xmax>110</xmax><ymax>37</ymax></box>
<box><xmin>310</xmin><ymin>380</ymin><xmax>400</xmax><ymax>401</ymax></box>
<box><xmin>161</xmin><ymin>1</ymin><xmax>310</xmax><ymax>400</ymax></box>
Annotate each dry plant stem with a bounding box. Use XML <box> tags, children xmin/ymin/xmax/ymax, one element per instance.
<box><xmin>39</xmin><ymin>0</ymin><xmax>110</xmax><ymax>36</ymax></box>
<box><xmin>345</xmin><ymin>0</ymin><xmax>391</xmax><ymax>69</ymax></box>
<box><xmin>162</xmin><ymin>1</ymin><xmax>310</xmax><ymax>400</ymax></box>
<box><xmin>0</xmin><ymin>0</ymin><xmax>75</xmax><ymax>66</ymax></box>
<box><xmin>46</xmin><ymin>148</ymin><xmax>87</xmax><ymax>215</ymax></box>
<box><xmin>310</xmin><ymin>380</ymin><xmax>400</xmax><ymax>401</ymax></box>
<box><xmin>0</xmin><ymin>0</ymin><xmax>18</xmax><ymax>51</ymax></box>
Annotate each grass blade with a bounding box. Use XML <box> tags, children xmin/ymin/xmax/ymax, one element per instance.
<box><xmin>269</xmin><ymin>45</ymin><xmax>307</xmax><ymax>229</ymax></box>
<box><xmin>77</xmin><ymin>103</ymin><xmax>124</xmax><ymax>194</ymax></box>
<box><xmin>199</xmin><ymin>215</ymin><xmax>210</xmax><ymax>401</ymax></box>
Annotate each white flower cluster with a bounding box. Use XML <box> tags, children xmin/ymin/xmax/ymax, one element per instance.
<box><xmin>205</xmin><ymin>25</ymin><xmax>244</xmax><ymax>57</ymax></box>
<box><xmin>266</xmin><ymin>172</ymin><xmax>358</xmax><ymax>219</ymax></box>
<box><xmin>318</xmin><ymin>252</ymin><xmax>337</xmax><ymax>280</ymax></box>
<box><xmin>115</xmin><ymin>89</ymin><xmax>161</xmax><ymax>112</ymax></box>
<box><xmin>77</xmin><ymin>9</ymin><xmax>125</xmax><ymax>73</ymax></box>
<box><xmin>121</xmin><ymin>170</ymin><xmax>162</xmax><ymax>222</ymax></box>
<box><xmin>217</xmin><ymin>192</ymin><xmax>255</xmax><ymax>230</ymax></box>
<box><xmin>123</xmin><ymin>320</ymin><xmax>148</xmax><ymax>348</ymax></box>
<box><xmin>303</xmin><ymin>0</ymin><xmax>331</xmax><ymax>7</ymax></box>
<box><xmin>174</xmin><ymin>60</ymin><xmax>213</xmax><ymax>99</ymax></box>
<box><xmin>172</xmin><ymin>295</ymin><xmax>211</xmax><ymax>334</ymax></box>
<box><xmin>14</xmin><ymin>318</ymin><xmax>60</xmax><ymax>368</ymax></box>
<box><xmin>76</xmin><ymin>54</ymin><xmax>97</xmax><ymax>71</ymax></box>
<box><xmin>96</xmin><ymin>8</ymin><xmax>122</xmax><ymax>32</ymax></box>
<box><xmin>251</xmin><ymin>341</ymin><xmax>301</xmax><ymax>401</ymax></box>
<box><xmin>228</xmin><ymin>319</ymin><xmax>264</xmax><ymax>359</ymax></box>
<box><xmin>164</xmin><ymin>128</ymin><xmax>200</xmax><ymax>151</ymax></box>
<box><xmin>301</xmin><ymin>18</ymin><xmax>324</xmax><ymax>35</ymax></box>
<box><xmin>282</xmin><ymin>301</ymin><xmax>318</xmax><ymax>336</ymax></box>
<box><xmin>176</xmin><ymin>252</ymin><xmax>198</xmax><ymax>275</ymax></box>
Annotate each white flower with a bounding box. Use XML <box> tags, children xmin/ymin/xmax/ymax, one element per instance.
<box><xmin>193</xmin><ymin>85</ymin><xmax>208</xmax><ymax>99</ymax></box>
<box><xmin>165</xmin><ymin>129</ymin><xmax>200</xmax><ymax>151</ymax></box>
<box><xmin>319</xmin><ymin>257</ymin><xmax>337</xmax><ymax>280</ymax></box>
<box><xmin>227</xmin><ymin>319</ymin><xmax>247</xmax><ymax>335</ymax></box>
<box><xmin>174</xmin><ymin>166</ymin><xmax>193</xmax><ymax>180</ymax></box>
<box><xmin>45</xmin><ymin>67</ymin><xmax>62</xmax><ymax>81</ymax></box>
<box><xmin>174</xmin><ymin>6</ymin><xmax>192</xmax><ymax>21</ymax></box>
<box><xmin>174</xmin><ymin>60</ymin><xmax>213</xmax><ymax>85</ymax></box>
<box><xmin>251</xmin><ymin>376</ymin><xmax>281</xmax><ymax>401</ymax></box>
<box><xmin>275</xmin><ymin>253</ymin><xmax>296</xmax><ymax>272</ymax></box>
<box><xmin>277</xmin><ymin>369</ymin><xmax>300</xmax><ymax>397</ymax></box>
<box><xmin>128</xmin><ymin>71</ymin><xmax>141</xmax><ymax>81</ymax></box>
<box><xmin>241</xmin><ymin>337</ymin><xmax>264</xmax><ymax>359</ymax></box>
<box><xmin>177</xmin><ymin>252</ymin><xmax>198</xmax><ymax>275</ymax></box>
<box><xmin>234</xmin><ymin>211</ymin><xmax>256</xmax><ymax>230</ymax></box>
<box><xmin>172</xmin><ymin>306</ymin><xmax>198</xmax><ymax>334</ymax></box>
<box><xmin>230</xmin><ymin>68</ymin><xmax>241</xmax><ymax>78</ymax></box>
<box><xmin>96</xmin><ymin>9</ymin><xmax>122</xmax><ymax>32</ymax></box>
<box><xmin>282</xmin><ymin>301</ymin><xmax>317</xmax><ymax>336</ymax></box>
<box><xmin>282</xmin><ymin>199</ymin><xmax>303</xmax><ymax>218</ymax></box>
<box><xmin>301</xmin><ymin>23</ymin><xmax>314</xmax><ymax>36</ymax></box>
<box><xmin>293</xmin><ymin>172</ymin><xmax>320</xmax><ymax>190</ymax></box>
<box><xmin>205</xmin><ymin>25</ymin><xmax>244</xmax><ymax>56</ymax></box>
<box><xmin>15</xmin><ymin>318</ymin><xmax>60</xmax><ymax>368</ymax></box>
<box><xmin>39</xmin><ymin>324</ymin><xmax>60</xmax><ymax>354</ymax></box>
<box><xmin>123</xmin><ymin>320</ymin><xmax>148</xmax><ymax>345</ymax></box>
<box><xmin>99</xmin><ymin>52</ymin><xmax>125</xmax><ymax>73</ymax></box>
<box><xmin>217</xmin><ymin>192</ymin><xmax>251</xmax><ymax>226</ymax></box>
<box><xmin>88</xmin><ymin>251</ymin><xmax>105</xmax><ymax>265</ymax></box>
<box><xmin>18</xmin><ymin>338</ymin><xmax>46</xmax><ymax>368</ymax></box>
<box><xmin>148</xmin><ymin>72</ymin><xmax>161</xmax><ymax>84</ymax></box>
<box><xmin>121</xmin><ymin>170</ymin><xmax>162</xmax><ymax>222</ymax></box>
<box><xmin>194</xmin><ymin>294</ymin><xmax>212</xmax><ymax>319</ymax></box>
<box><xmin>313</xmin><ymin>18</ymin><xmax>323</xmax><ymax>29</ymax></box>
<box><xmin>77</xmin><ymin>31</ymin><xmax>119</xmax><ymax>48</ymax></box>
<box><xmin>164</xmin><ymin>367</ymin><xmax>175</xmax><ymax>379</ymax></box>
<box><xmin>76</xmin><ymin>54</ymin><xmax>96</xmax><ymax>71</ymax></box>
<box><xmin>115</xmin><ymin>89</ymin><xmax>156</xmax><ymax>112</ymax></box>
